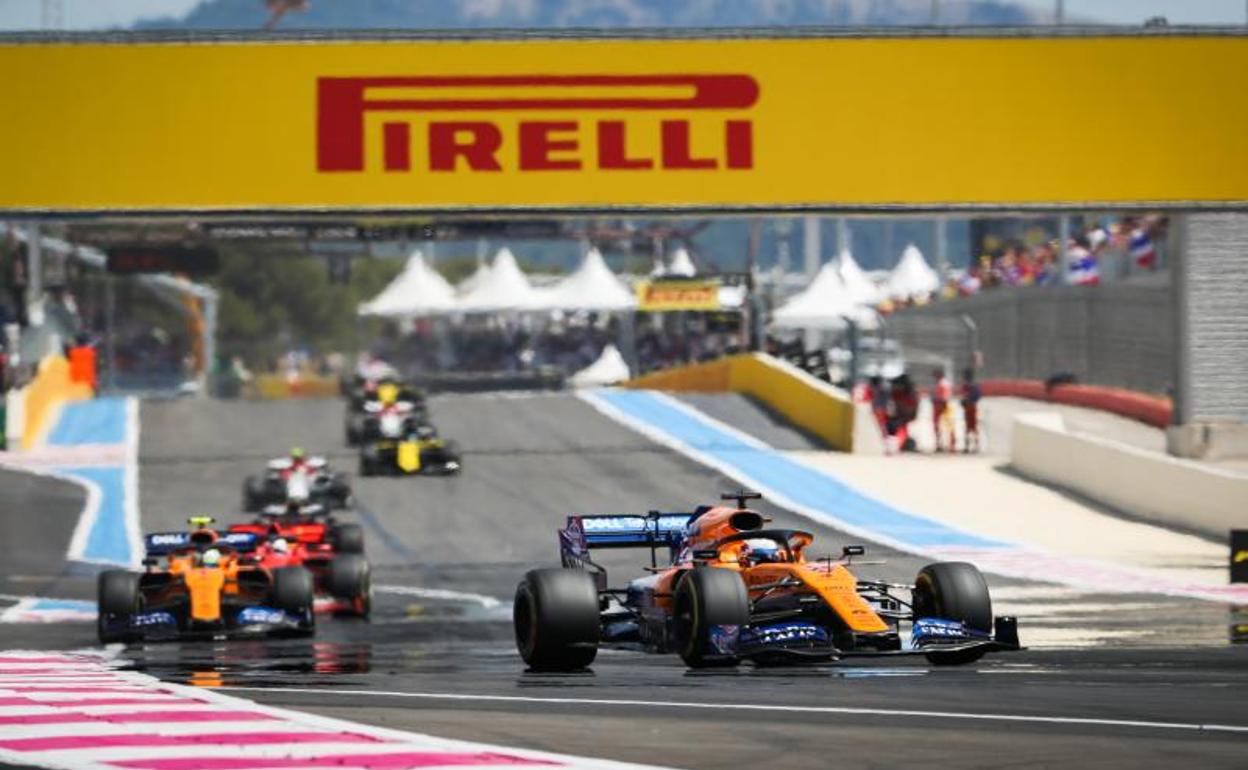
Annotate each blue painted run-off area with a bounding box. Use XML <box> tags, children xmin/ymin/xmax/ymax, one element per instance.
<box><xmin>60</xmin><ymin>466</ymin><xmax>128</xmax><ymax>564</ymax></box>
<box><xmin>45</xmin><ymin>398</ymin><xmax>133</xmax><ymax>566</ymax></box>
<box><xmin>47</xmin><ymin>397</ymin><xmax>127</xmax><ymax>446</ymax></box>
<box><xmin>594</xmin><ymin>390</ymin><xmax>1003</xmax><ymax>550</ymax></box>
<box><xmin>28</xmin><ymin>598</ymin><xmax>96</xmax><ymax>613</ymax></box>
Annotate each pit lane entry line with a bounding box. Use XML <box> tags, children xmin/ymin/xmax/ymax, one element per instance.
<box><xmin>219</xmin><ymin>687</ymin><xmax>1248</xmax><ymax>736</ymax></box>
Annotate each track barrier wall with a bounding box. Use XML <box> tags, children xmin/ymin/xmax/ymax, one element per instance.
<box><xmin>251</xmin><ymin>374</ymin><xmax>341</xmax><ymax>399</ymax></box>
<box><xmin>626</xmin><ymin>353</ymin><xmax>854</xmax><ymax>451</ymax></box>
<box><xmin>14</xmin><ymin>355</ymin><xmax>93</xmax><ymax>449</ymax></box>
<box><xmin>1010</xmin><ymin>412</ymin><xmax>1248</xmax><ymax>538</ymax></box>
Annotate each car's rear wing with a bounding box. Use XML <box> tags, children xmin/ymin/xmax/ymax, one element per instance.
<box><xmin>559</xmin><ymin>513</ymin><xmax>694</xmax><ymax>581</ymax></box>
<box><xmin>144</xmin><ymin>531</ymin><xmax>258</xmax><ymax>556</ymax></box>
<box><xmin>564</xmin><ymin>513</ymin><xmax>693</xmax><ymax>549</ymax></box>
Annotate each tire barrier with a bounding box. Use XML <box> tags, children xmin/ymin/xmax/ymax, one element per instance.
<box><xmin>981</xmin><ymin>379</ymin><xmax>1172</xmax><ymax>429</ymax></box>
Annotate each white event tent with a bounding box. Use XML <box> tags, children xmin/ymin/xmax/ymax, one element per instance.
<box><xmin>456</xmin><ymin>261</ymin><xmax>493</xmax><ymax>297</ymax></box>
<box><xmin>457</xmin><ymin>247</ymin><xmax>542</xmax><ymax>312</ymax></box>
<box><xmin>666</xmin><ymin>248</ymin><xmax>698</xmax><ymax>277</ymax></box>
<box><xmin>569</xmin><ymin>344</ymin><xmax>632</xmax><ymax>387</ymax></box>
<box><xmin>771</xmin><ymin>260</ymin><xmax>879</xmax><ymax>330</ymax></box>
<box><xmin>886</xmin><ymin>244</ymin><xmax>941</xmax><ymax>301</ymax></box>
<box><xmin>357</xmin><ymin>250</ymin><xmax>457</xmax><ymax>317</ymax></box>
<box><xmin>832</xmin><ymin>249</ymin><xmax>883</xmax><ymax>306</ymax></box>
<box><xmin>541</xmin><ymin>248</ymin><xmax>636</xmax><ymax>312</ymax></box>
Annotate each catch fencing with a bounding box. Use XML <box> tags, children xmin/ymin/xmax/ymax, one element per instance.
<box><xmin>884</xmin><ymin>280</ymin><xmax>1172</xmax><ymax>395</ymax></box>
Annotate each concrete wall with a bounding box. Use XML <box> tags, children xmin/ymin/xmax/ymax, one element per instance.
<box><xmin>1177</xmin><ymin>213</ymin><xmax>1248</xmax><ymax>424</ymax></box>
<box><xmin>1011</xmin><ymin>412</ymin><xmax>1248</xmax><ymax>539</ymax></box>
<box><xmin>885</xmin><ymin>279</ymin><xmax>1172</xmax><ymax>395</ymax></box>
<box><xmin>626</xmin><ymin>353</ymin><xmax>856</xmax><ymax>451</ymax></box>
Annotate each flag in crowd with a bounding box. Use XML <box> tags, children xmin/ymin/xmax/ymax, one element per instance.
<box><xmin>1067</xmin><ymin>246</ymin><xmax>1100</xmax><ymax>286</ymax></box>
<box><xmin>1130</xmin><ymin>229</ymin><xmax>1157</xmax><ymax>269</ymax></box>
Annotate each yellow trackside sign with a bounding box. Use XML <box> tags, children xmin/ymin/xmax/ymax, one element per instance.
<box><xmin>636</xmin><ymin>280</ymin><xmax>722</xmax><ymax>311</ymax></box>
<box><xmin>1</xmin><ymin>33</ymin><xmax>1247</xmax><ymax>213</ymax></box>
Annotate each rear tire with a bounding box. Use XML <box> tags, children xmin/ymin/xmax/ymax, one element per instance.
<box><xmin>913</xmin><ymin>562</ymin><xmax>992</xmax><ymax>666</ymax></box>
<box><xmin>329</xmin><ymin>472</ymin><xmax>352</xmax><ymax>508</ymax></box>
<box><xmin>242</xmin><ymin>476</ymin><xmax>264</xmax><ymax>512</ymax></box>
<box><xmin>97</xmin><ymin>570</ymin><xmax>140</xmax><ymax>644</ymax></box>
<box><xmin>331</xmin><ymin>524</ymin><xmax>365</xmax><ymax>554</ymax></box>
<box><xmin>672</xmin><ymin>567</ymin><xmax>748</xmax><ymax>668</ymax></box>
<box><xmin>328</xmin><ymin>554</ymin><xmax>371</xmax><ymax>618</ymax></box>
<box><xmin>513</xmin><ymin>568</ymin><xmax>599</xmax><ymax>671</ymax></box>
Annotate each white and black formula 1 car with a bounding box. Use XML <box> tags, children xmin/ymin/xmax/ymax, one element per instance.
<box><xmin>242</xmin><ymin>452</ymin><xmax>352</xmax><ymax>512</ymax></box>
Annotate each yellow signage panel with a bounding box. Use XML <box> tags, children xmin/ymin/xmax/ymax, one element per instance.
<box><xmin>0</xmin><ymin>34</ymin><xmax>1246</xmax><ymax>212</ymax></box>
<box><xmin>636</xmin><ymin>280</ymin><xmax>721</xmax><ymax>311</ymax></box>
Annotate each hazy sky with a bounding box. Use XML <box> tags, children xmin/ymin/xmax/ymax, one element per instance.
<box><xmin>0</xmin><ymin>0</ymin><xmax>1243</xmax><ymax>30</ymax></box>
<box><xmin>1021</xmin><ymin>0</ymin><xmax>1246</xmax><ymax>24</ymax></box>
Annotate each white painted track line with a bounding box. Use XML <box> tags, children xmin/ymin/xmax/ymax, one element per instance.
<box><xmin>220</xmin><ymin>686</ymin><xmax>1248</xmax><ymax>735</ymax></box>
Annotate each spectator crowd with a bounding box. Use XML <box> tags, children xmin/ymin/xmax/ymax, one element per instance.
<box><xmin>951</xmin><ymin>215</ymin><xmax>1166</xmax><ymax>297</ymax></box>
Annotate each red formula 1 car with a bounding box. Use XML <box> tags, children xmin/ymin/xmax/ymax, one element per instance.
<box><xmin>229</xmin><ymin>502</ymin><xmax>371</xmax><ymax>618</ymax></box>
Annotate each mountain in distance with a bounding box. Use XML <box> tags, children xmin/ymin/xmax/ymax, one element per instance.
<box><xmin>136</xmin><ymin>0</ymin><xmax>1045</xmax><ymax>30</ymax></box>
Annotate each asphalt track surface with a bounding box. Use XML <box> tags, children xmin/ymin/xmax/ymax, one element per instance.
<box><xmin>2</xmin><ymin>393</ymin><xmax>1247</xmax><ymax>768</ymax></box>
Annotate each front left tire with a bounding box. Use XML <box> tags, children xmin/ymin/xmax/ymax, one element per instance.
<box><xmin>671</xmin><ymin>567</ymin><xmax>749</xmax><ymax>668</ymax></box>
<box><xmin>97</xmin><ymin>570</ymin><xmax>140</xmax><ymax>644</ymax></box>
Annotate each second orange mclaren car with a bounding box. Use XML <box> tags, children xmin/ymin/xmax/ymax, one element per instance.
<box><xmin>514</xmin><ymin>491</ymin><xmax>1020</xmax><ymax>670</ymax></box>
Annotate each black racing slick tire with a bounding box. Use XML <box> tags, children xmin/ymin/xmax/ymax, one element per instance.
<box><xmin>329</xmin><ymin>472</ymin><xmax>352</xmax><ymax>508</ymax></box>
<box><xmin>271</xmin><ymin>566</ymin><xmax>315</xmax><ymax>634</ymax></box>
<box><xmin>97</xmin><ymin>570</ymin><xmax>140</xmax><ymax>644</ymax></box>
<box><xmin>513</xmin><ymin>568</ymin><xmax>600</xmax><ymax>671</ymax></box>
<box><xmin>672</xmin><ymin>567</ymin><xmax>748</xmax><ymax>668</ymax></box>
<box><xmin>328</xmin><ymin>554</ymin><xmax>372</xmax><ymax>618</ymax></box>
<box><xmin>913</xmin><ymin>561</ymin><xmax>993</xmax><ymax>666</ymax></box>
<box><xmin>331</xmin><ymin>524</ymin><xmax>365</xmax><ymax>554</ymax></box>
<box><xmin>242</xmin><ymin>475</ymin><xmax>265</xmax><ymax>512</ymax></box>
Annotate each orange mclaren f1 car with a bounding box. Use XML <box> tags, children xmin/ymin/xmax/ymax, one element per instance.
<box><xmin>97</xmin><ymin>517</ymin><xmax>315</xmax><ymax>643</ymax></box>
<box><xmin>514</xmin><ymin>492</ymin><xmax>1020</xmax><ymax>669</ymax></box>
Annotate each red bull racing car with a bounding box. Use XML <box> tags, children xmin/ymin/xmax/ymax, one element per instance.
<box><xmin>514</xmin><ymin>491</ymin><xmax>1020</xmax><ymax>670</ymax></box>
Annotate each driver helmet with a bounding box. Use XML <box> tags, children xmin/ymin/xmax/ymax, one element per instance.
<box><xmin>290</xmin><ymin>447</ymin><xmax>306</xmax><ymax>461</ymax></box>
<box><xmin>271</xmin><ymin>538</ymin><xmax>289</xmax><ymax>554</ymax></box>
<box><xmin>740</xmin><ymin>538</ymin><xmax>782</xmax><ymax>566</ymax></box>
<box><xmin>201</xmin><ymin>548</ymin><xmax>222</xmax><ymax>568</ymax></box>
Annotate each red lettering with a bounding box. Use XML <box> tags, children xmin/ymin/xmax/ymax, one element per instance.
<box><xmin>317</xmin><ymin>75</ymin><xmax>759</xmax><ymax>173</ymax></box>
<box><xmin>428</xmin><ymin>122</ymin><xmax>503</xmax><ymax>172</ymax></box>
<box><xmin>383</xmin><ymin>122</ymin><xmax>411</xmax><ymax>172</ymax></box>
<box><xmin>598</xmin><ymin>121</ymin><xmax>653</xmax><ymax>170</ymax></box>
<box><xmin>661</xmin><ymin>121</ymin><xmax>716</xmax><ymax>170</ymax></box>
<box><xmin>519</xmin><ymin>122</ymin><xmax>581</xmax><ymax>171</ymax></box>
<box><xmin>725</xmin><ymin>120</ymin><xmax>753</xmax><ymax>170</ymax></box>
